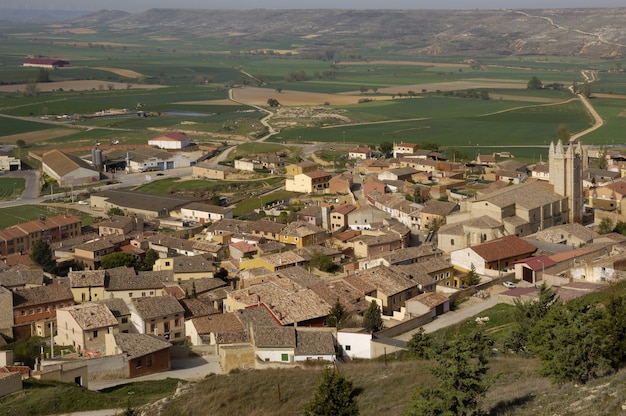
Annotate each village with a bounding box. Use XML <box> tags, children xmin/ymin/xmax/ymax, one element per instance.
<box><xmin>1</xmin><ymin>131</ymin><xmax>625</xmax><ymax>395</ymax></box>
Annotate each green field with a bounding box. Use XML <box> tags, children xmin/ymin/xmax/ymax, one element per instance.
<box><xmin>1</xmin><ymin>21</ymin><xmax>625</xmax><ymax>163</ymax></box>
<box><xmin>0</xmin><ymin>178</ymin><xmax>24</xmax><ymax>201</ymax></box>
<box><xmin>0</xmin><ymin>205</ymin><xmax>60</xmax><ymax>228</ymax></box>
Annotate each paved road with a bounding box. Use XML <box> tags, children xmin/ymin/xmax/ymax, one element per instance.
<box><xmin>394</xmin><ymin>290</ymin><xmax>502</xmax><ymax>342</ymax></box>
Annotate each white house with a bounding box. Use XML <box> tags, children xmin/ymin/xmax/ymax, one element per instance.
<box><xmin>336</xmin><ymin>329</ymin><xmax>372</xmax><ymax>359</ymax></box>
<box><xmin>181</xmin><ymin>202</ymin><xmax>233</xmax><ymax>224</ymax></box>
<box><xmin>148</xmin><ymin>132</ymin><xmax>191</xmax><ymax>150</ymax></box>
<box><xmin>293</xmin><ymin>330</ymin><xmax>336</xmax><ymax>362</ymax></box>
<box><xmin>348</xmin><ymin>147</ymin><xmax>371</xmax><ymax>160</ymax></box>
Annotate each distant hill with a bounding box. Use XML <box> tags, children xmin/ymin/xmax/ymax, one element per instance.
<box><xmin>67</xmin><ymin>8</ymin><xmax>626</xmax><ymax>58</ymax></box>
<box><xmin>0</xmin><ymin>9</ymin><xmax>91</xmax><ymax>23</ymax></box>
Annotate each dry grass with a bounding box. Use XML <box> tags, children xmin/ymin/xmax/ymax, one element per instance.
<box><xmin>92</xmin><ymin>67</ymin><xmax>145</xmax><ymax>78</ymax></box>
<box><xmin>156</xmin><ymin>357</ymin><xmax>626</xmax><ymax>416</ymax></box>
<box><xmin>1</xmin><ymin>128</ymin><xmax>76</xmax><ymax>144</ymax></box>
<box><xmin>0</xmin><ymin>80</ymin><xmax>166</xmax><ymax>93</ymax></box>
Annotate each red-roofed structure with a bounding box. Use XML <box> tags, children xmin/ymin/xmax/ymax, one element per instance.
<box><xmin>23</xmin><ymin>58</ymin><xmax>69</xmax><ymax>69</ymax></box>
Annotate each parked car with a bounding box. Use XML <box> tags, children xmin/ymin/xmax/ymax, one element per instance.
<box><xmin>78</xmin><ymin>200</ymin><xmax>89</xmax><ymax>205</ymax></box>
<box><xmin>503</xmin><ymin>281</ymin><xmax>516</xmax><ymax>289</ymax></box>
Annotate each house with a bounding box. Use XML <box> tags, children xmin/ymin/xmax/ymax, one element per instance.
<box><xmin>349</xmin><ymin>232</ymin><xmax>404</xmax><ymax>258</ymax></box>
<box><xmin>349</xmin><ymin>147</ymin><xmax>371</xmax><ymax>160</ymax></box>
<box><xmin>330</xmin><ymin>204</ymin><xmax>356</xmax><ymax>232</ymax></box>
<box><xmin>337</xmin><ymin>328</ymin><xmax>373</xmax><ymax>359</ymax></box>
<box><xmin>393</xmin><ymin>142</ymin><xmax>419</xmax><ymax>158</ymax></box>
<box><xmin>0</xmin><ymin>287</ymin><xmax>13</xmax><ymax>339</ymax></box>
<box><xmin>148</xmin><ymin>132</ymin><xmax>191</xmax><ymax>150</ymax></box>
<box><xmin>234</xmin><ymin>158</ymin><xmax>261</xmax><ymax>172</ymax></box>
<box><xmin>153</xmin><ymin>256</ymin><xmax>215</xmax><ymax>281</ymax></box>
<box><xmin>97</xmin><ymin>216</ymin><xmax>142</xmax><ymax>237</ymax></box>
<box><xmin>0</xmin><ymin>266</ymin><xmax>45</xmax><ymax>290</ymax></box>
<box><xmin>296</xmin><ymin>205</ymin><xmax>324</xmax><ymax>227</ymax></box>
<box><xmin>181</xmin><ymin>202</ymin><xmax>233</xmax><ymax>224</ymax></box>
<box><xmin>476</xmin><ymin>154</ymin><xmax>496</xmax><ymax>166</ymax></box>
<box><xmin>0</xmin><ymin>214</ymin><xmax>81</xmax><ymax>256</ymax></box>
<box><xmin>105</xmin><ymin>333</ymin><xmax>172</xmax><ymax>378</ymax></box>
<box><xmin>129</xmin><ymin>295</ymin><xmax>185</xmax><ymax>342</ymax></box>
<box><xmin>378</xmin><ymin>167</ymin><xmax>418</xmax><ymax>182</ymax></box>
<box><xmin>239</xmin><ymin>251</ymin><xmax>307</xmax><ymax>272</ymax></box>
<box><xmin>285</xmin><ymin>170</ymin><xmax>332</xmax><ymax>194</ymax></box>
<box><xmin>329</xmin><ymin>174</ymin><xmax>353</xmax><ymax>194</ymax></box>
<box><xmin>229</xmin><ymin>241</ymin><xmax>258</xmax><ymax>260</ymax></box>
<box><xmin>12</xmin><ymin>283</ymin><xmax>74</xmax><ymax>340</ymax></box>
<box><xmin>278</xmin><ymin>221</ymin><xmax>327</xmax><ymax>247</ymax></box>
<box><xmin>96</xmin><ymin>298</ymin><xmax>133</xmax><ymax>333</ymax></box>
<box><xmin>69</xmin><ymin>270</ymin><xmax>106</xmax><ymax>303</ymax></box>
<box><xmin>42</xmin><ymin>150</ymin><xmax>100</xmax><ymax>186</ymax></box>
<box><xmin>583</xmin><ymin>168</ymin><xmax>620</xmax><ymax>188</ymax></box>
<box><xmin>530</xmin><ymin>163</ymin><xmax>550</xmax><ymax>181</ymax></box>
<box><xmin>513</xmin><ymin>255</ymin><xmax>557</xmax><ymax>285</ymax></box>
<box><xmin>347</xmin><ymin>205</ymin><xmax>388</xmax><ymax>231</ymax></box>
<box><xmin>353</xmin><ymin>265</ymin><xmax>418</xmax><ymax>316</ymax></box>
<box><xmin>192</xmin><ymin>162</ymin><xmax>236</xmax><ymax>180</ymax></box>
<box><xmin>294</xmin><ymin>328</ymin><xmax>336</xmax><ymax>363</ymax></box>
<box><xmin>252</xmin><ymin>326</ymin><xmax>296</xmax><ymax>363</ymax></box>
<box><xmin>186</xmin><ymin>313</ymin><xmax>247</xmax><ymax>348</ymax></box>
<box><xmin>55</xmin><ymin>303</ymin><xmax>119</xmax><ymax>356</ymax></box>
<box><xmin>361</xmin><ymin>246</ymin><xmax>443</xmax><ymax>270</ymax></box>
<box><xmin>73</xmin><ymin>235</ymin><xmax>128</xmax><ymax>270</ymax></box>
<box><xmin>285</xmin><ymin>161</ymin><xmax>317</xmax><ymax>177</ymax></box>
<box><xmin>406</xmin><ymin>292</ymin><xmax>451</xmax><ymax>318</ymax></box>
<box><xmin>224</xmin><ymin>282</ymin><xmax>331</xmax><ymax>326</ymax></box>
<box><xmin>420</xmin><ymin>199</ymin><xmax>458</xmax><ymax>231</ymax></box>
<box><xmin>104</xmin><ymin>266</ymin><xmax>165</xmax><ymax>301</ymax></box>
<box><xmin>529</xmin><ymin>223</ymin><xmax>598</xmax><ymax>247</ymax></box>
<box><xmin>362</xmin><ymin>180</ymin><xmax>386</xmax><ymax>198</ymax></box>
<box><xmin>450</xmin><ymin>235</ymin><xmax>537</xmax><ymax>275</ymax></box>
<box><xmin>588</xmin><ymin>180</ymin><xmax>626</xmax><ymax>213</ymax></box>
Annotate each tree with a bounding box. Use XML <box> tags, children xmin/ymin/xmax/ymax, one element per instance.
<box><xmin>527</xmin><ymin>76</ymin><xmax>543</xmax><ymax>89</ymax></box>
<box><xmin>30</xmin><ymin>239</ymin><xmax>55</xmax><ymax>273</ymax></box>
<box><xmin>107</xmin><ymin>207</ymin><xmax>125</xmax><ymax>216</ymax></box>
<box><xmin>267</xmin><ymin>98</ymin><xmax>280</xmax><ymax>107</ymax></box>
<box><xmin>35</xmin><ymin>68</ymin><xmax>50</xmax><ymax>83</ymax></box>
<box><xmin>101</xmin><ymin>252</ymin><xmax>137</xmax><ymax>269</ymax></box>
<box><xmin>23</xmin><ymin>82</ymin><xmax>40</xmax><ymax>97</ymax></box>
<box><xmin>363</xmin><ymin>300</ymin><xmax>384</xmax><ymax>333</ymax></box>
<box><xmin>463</xmin><ymin>263</ymin><xmax>481</xmax><ymax>287</ymax></box>
<box><xmin>304</xmin><ymin>367</ymin><xmax>359</xmax><ymax>416</ymax></box>
<box><xmin>16</xmin><ymin>139</ymin><xmax>26</xmax><ymax>148</ymax></box>
<box><xmin>528</xmin><ymin>300</ymin><xmax>612</xmax><ymax>384</ymax></box>
<box><xmin>310</xmin><ymin>251</ymin><xmax>339</xmax><ymax>273</ymax></box>
<box><xmin>407</xmin><ymin>327</ymin><xmax>431</xmax><ymax>359</ymax></box>
<box><xmin>326</xmin><ymin>299</ymin><xmax>347</xmax><ymax>328</ymax></box>
<box><xmin>137</xmin><ymin>248</ymin><xmax>158</xmax><ymax>271</ymax></box>
<box><xmin>556</xmin><ymin>124</ymin><xmax>571</xmax><ymax>142</ymax></box>
<box><xmin>507</xmin><ymin>284</ymin><xmax>559</xmax><ymax>353</ymax></box>
<box><xmin>598</xmin><ymin>217</ymin><xmax>614</xmax><ymax>234</ymax></box>
<box><xmin>379</xmin><ymin>142</ymin><xmax>393</xmax><ymax>157</ymax></box>
<box><xmin>406</xmin><ymin>329</ymin><xmax>490</xmax><ymax>416</ymax></box>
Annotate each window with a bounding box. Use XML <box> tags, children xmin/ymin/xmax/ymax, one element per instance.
<box><xmin>136</xmin><ymin>359</ymin><xmax>142</xmax><ymax>369</ymax></box>
<box><xmin>121</xmin><ymin>317</ymin><xmax>128</xmax><ymax>324</ymax></box>
<box><xmin>175</xmin><ymin>332</ymin><xmax>181</xmax><ymax>338</ymax></box>
<box><xmin>45</xmin><ymin>306</ymin><xmax>50</xmax><ymax>312</ymax></box>
<box><xmin>29</xmin><ymin>309</ymin><xmax>34</xmax><ymax>315</ymax></box>
<box><xmin>141</xmin><ymin>292</ymin><xmax>146</xmax><ymax>297</ymax></box>
<box><xmin>129</xmin><ymin>293</ymin><xmax>133</xmax><ymax>298</ymax></box>
<box><xmin>93</xmin><ymin>330</ymin><xmax>98</xmax><ymax>338</ymax></box>
<box><xmin>281</xmin><ymin>353</ymin><xmax>289</xmax><ymax>362</ymax></box>
<box><xmin>345</xmin><ymin>345</ymin><xmax>351</xmax><ymax>351</ymax></box>
<box><xmin>174</xmin><ymin>319</ymin><xmax>180</xmax><ymax>327</ymax></box>
<box><xmin>37</xmin><ymin>307</ymin><xmax>42</xmax><ymax>314</ymax></box>
<box><xmin>165</xmin><ymin>261</ymin><xmax>171</xmax><ymax>266</ymax></box>
<box><xmin>21</xmin><ymin>310</ymin><xmax>26</xmax><ymax>316</ymax></box>
<box><xmin>451</xmin><ymin>239</ymin><xmax>455</xmax><ymax>246</ymax></box>
<box><xmin>147</xmin><ymin>355</ymin><xmax>153</xmax><ymax>367</ymax></box>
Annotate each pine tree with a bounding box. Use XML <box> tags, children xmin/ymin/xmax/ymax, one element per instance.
<box><xmin>407</xmin><ymin>327</ymin><xmax>431</xmax><ymax>359</ymax></box>
<box><xmin>30</xmin><ymin>239</ymin><xmax>55</xmax><ymax>273</ymax></box>
<box><xmin>326</xmin><ymin>299</ymin><xmax>347</xmax><ymax>328</ymax></box>
<box><xmin>406</xmin><ymin>329</ymin><xmax>491</xmax><ymax>416</ymax></box>
<box><xmin>304</xmin><ymin>367</ymin><xmax>359</xmax><ymax>416</ymax></box>
<box><xmin>363</xmin><ymin>300</ymin><xmax>384</xmax><ymax>333</ymax></box>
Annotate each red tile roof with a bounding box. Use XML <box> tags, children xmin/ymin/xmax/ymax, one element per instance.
<box><xmin>470</xmin><ymin>235</ymin><xmax>536</xmax><ymax>262</ymax></box>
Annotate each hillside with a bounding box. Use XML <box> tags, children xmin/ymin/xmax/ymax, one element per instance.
<box><xmin>152</xmin><ymin>357</ymin><xmax>626</xmax><ymax>415</ymax></box>
<box><xmin>68</xmin><ymin>8</ymin><xmax>626</xmax><ymax>58</ymax></box>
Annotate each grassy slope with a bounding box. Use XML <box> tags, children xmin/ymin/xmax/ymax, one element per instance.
<box><xmin>157</xmin><ymin>358</ymin><xmax>626</xmax><ymax>416</ymax></box>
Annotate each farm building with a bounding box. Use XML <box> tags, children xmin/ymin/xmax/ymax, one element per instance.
<box><xmin>148</xmin><ymin>132</ymin><xmax>191</xmax><ymax>150</ymax></box>
<box><xmin>181</xmin><ymin>202</ymin><xmax>233</xmax><ymax>224</ymax></box>
<box><xmin>0</xmin><ymin>156</ymin><xmax>20</xmax><ymax>171</ymax></box>
<box><xmin>22</xmin><ymin>58</ymin><xmax>69</xmax><ymax>69</ymax></box>
<box><xmin>42</xmin><ymin>150</ymin><xmax>100</xmax><ymax>186</ymax></box>
<box><xmin>99</xmin><ymin>148</ymin><xmax>191</xmax><ymax>173</ymax></box>
<box><xmin>90</xmin><ymin>189</ymin><xmax>200</xmax><ymax>218</ymax></box>
<box><xmin>192</xmin><ymin>162</ymin><xmax>236</xmax><ymax>180</ymax></box>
